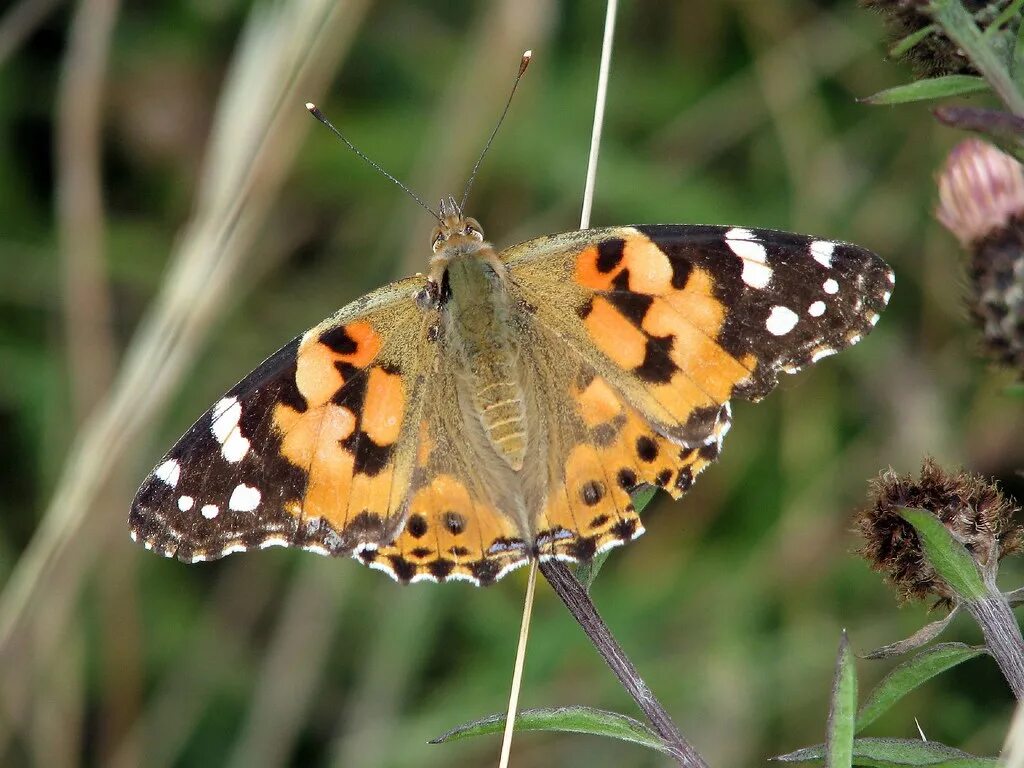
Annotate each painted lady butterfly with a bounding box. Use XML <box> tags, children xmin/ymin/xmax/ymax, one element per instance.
<box><xmin>130</xmin><ymin>196</ymin><xmax>893</xmax><ymax>585</ymax></box>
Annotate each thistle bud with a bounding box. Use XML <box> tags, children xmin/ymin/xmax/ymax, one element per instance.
<box><xmin>860</xmin><ymin>0</ymin><xmax>1011</xmax><ymax>78</ymax></box>
<box><xmin>856</xmin><ymin>459</ymin><xmax>1021</xmax><ymax>605</ymax></box>
<box><xmin>936</xmin><ymin>139</ymin><xmax>1024</xmax><ymax>374</ymax></box>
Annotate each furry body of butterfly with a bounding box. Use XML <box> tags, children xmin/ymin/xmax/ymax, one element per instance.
<box><xmin>131</xmin><ymin>195</ymin><xmax>894</xmax><ymax>585</ymax></box>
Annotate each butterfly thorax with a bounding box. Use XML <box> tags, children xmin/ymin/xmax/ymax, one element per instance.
<box><xmin>435</xmin><ymin>241</ymin><xmax>529</xmax><ymax>472</ymax></box>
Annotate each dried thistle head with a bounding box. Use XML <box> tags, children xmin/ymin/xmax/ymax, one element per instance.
<box><xmin>936</xmin><ymin>139</ymin><xmax>1024</xmax><ymax>375</ymax></box>
<box><xmin>856</xmin><ymin>459</ymin><xmax>1021</xmax><ymax>605</ymax></box>
<box><xmin>860</xmin><ymin>0</ymin><xmax>1016</xmax><ymax>78</ymax></box>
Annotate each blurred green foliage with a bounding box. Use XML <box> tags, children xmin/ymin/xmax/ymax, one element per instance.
<box><xmin>1</xmin><ymin>1</ymin><xmax>1023</xmax><ymax>766</ymax></box>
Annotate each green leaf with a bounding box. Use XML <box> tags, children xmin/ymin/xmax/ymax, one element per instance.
<box><xmin>860</xmin><ymin>76</ymin><xmax>989</xmax><ymax>105</ymax></box>
<box><xmin>827</xmin><ymin>631</ymin><xmax>858</xmax><ymax>767</ymax></box>
<box><xmin>856</xmin><ymin>643</ymin><xmax>986</xmax><ymax>732</ymax></box>
<box><xmin>429</xmin><ymin>705</ymin><xmax>670</xmax><ymax>754</ymax></box>
<box><xmin>773</xmin><ymin>737</ymin><xmax>997</xmax><ymax>766</ymax></box>
<box><xmin>575</xmin><ymin>485</ymin><xmax>658</xmax><ymax>592</ymax></box>
<box><xmin>900</xmin><ymin>508</ymin><xmax>988</xmax><ymax>601</ymax></box>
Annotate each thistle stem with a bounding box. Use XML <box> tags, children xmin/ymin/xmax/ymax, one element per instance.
<box><xmin>967</xmin><ymin>594</ymin><xmax>1024</xmax><ymax>700</ymax></box>
<box><xmin>539</xmin><ymin>559</ymin><xmax>708</xmax><ymax>768</ymax></box>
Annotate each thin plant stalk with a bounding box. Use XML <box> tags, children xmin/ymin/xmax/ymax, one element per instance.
<box><xmin>539</xmin><ymin>559</ymin><xmax>708</xmax><ymax>768</ymax></box>
<box><xmin>498</xmin><ymin>561</ymin><xmax>538</xmax><ymax>768</ymax></box>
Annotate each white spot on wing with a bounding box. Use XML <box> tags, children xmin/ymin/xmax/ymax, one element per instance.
<box><xmin>741</xmin><ymin>261</ymin><xmax>772</xmax><ymax>289</ymax></box>
<box><xmin>811</xmin><ymin>348</ymin><xmax>837</xmax><ymax>362</ymax></box>
<box><xmin>178</xmin><ymin>495</ymin><xmax>194</xmax><ymax>512</ymax></box>
<box><xmin>211</xmin><ymin>397</ymin><xmax>250</xmax><ymax>463</ymax></box>
<box><xmin>808</xmin><ymin>300</ymin><xmax>826</xmax><ymax>317</ymax></box>
<box><xmin>765</xmin><ymin>305</ymin><xmax>799</xmax><ymax>336</ymax></box>
<box><xmin>228</xmin><ymin>483</ymin><xmax>261</xmax><ymax>512</ymax></box>
<box><xmin>201</xmin><ymin>503</ymin><xmax>219</xmax><ymax>519</ymax></box>
<box><xmin>154</xmin><ymin>459</ymin><xmax>181</xmax><ymax>488</ymax></box>
<box><xmin>725</xmin><ymin>228</ymin><xmax>772</xmax><ymax>289</ymax></box>
<box><xmin>882</xmin><ymin>290</ymin><xmax>892</xmax><ymax>305</ymax></box>
<box><xmin>811</xmin><ymin>240</ymin><xmax>834</xmax><ymax>268</ymax></box>
<box><xmin>823</xmin><ymin>278</ymin><xmax>839</xmax><ymax>295</ymax></box>
<box><xmin>868</xmin><ymin>313</ymin><xmax>881</xmax><ymax>326</ymax></box>
<box><xmin>724</xmin><ymin>227</ymin><xmax>755</xmax><ymax>241</ymax></box>
<box><xmin>259</xmin><ymin>537</ymin><xmax>289</xmax><ymax>550</ymax></box>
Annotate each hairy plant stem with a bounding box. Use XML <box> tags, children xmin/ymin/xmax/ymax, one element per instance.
<box><xmin>966</xmin><ymin>594</ymin><xmax>1024</xmax><ymax>700</ymax></box>
<box><xmin>539</xmin><ymin>559</ymin><xmax>708</xmax><ymax>768</ymax></box>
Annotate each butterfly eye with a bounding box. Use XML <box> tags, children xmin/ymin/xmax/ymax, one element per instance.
<box><xmin>462</xmin><ymin>221</ymin><xmax>483</xmax><ymax>240</ymax></box>
<box><xmin>431</xmin><ymin>233</ymin><xmax>445</xmax><ymax>252</ymax></box>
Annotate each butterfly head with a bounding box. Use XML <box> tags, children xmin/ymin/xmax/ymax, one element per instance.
<box><xmin>431</xmin><ymin>196</ymin><xmax>484</xmax><ymax>254</ymax></box>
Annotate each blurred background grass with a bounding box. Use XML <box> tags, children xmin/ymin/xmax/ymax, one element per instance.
<box><xmin>1</xmin><ymin>0</ymin><xmax>1023</xmax><ymax>766</ymax></box>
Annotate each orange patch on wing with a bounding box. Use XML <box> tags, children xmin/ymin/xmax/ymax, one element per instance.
<box><xmin>575</xmin><ymin>235</ymin><xmax>673</xmax><ymax>295</ymax></box>
<box><xmin>575</xmin><ymin>244</ymin><xmax>616</xmax><ymax>291</ymax></box>
<box><xmin>576</xmin><ymin>376</ymin><xmax>622</xmax><ymax>428</ymax></box>
<box><xmin>295</xmin><ymin>340</ymin><xmax>346</xmax><ymax>406</ymax></box>
<box><xmin>620</xmin><ymin>238</ymin><xmax>673</xmax><ymax>294</ymax></box>
<box><xmin>584</xmin><ymin>297</ymin><xmax>647</xmax><ymax>368</ymax></box>
<box><xmin>650</xmin><ymin>373</ymin><xmax>716</xmax><ymax>422</ymax></box>
<box><xmin>275</xmin><ymin>402</ymin><xmax>357</xmax><ymax>528</ymax></box>
<box><xmin>643</xmin><ymin>300</ymin><xmax>751</xmax><ymax>402</ymax></box>
<box><xmin>345</xmin><ymin>461</ymin><xmax>395</xmax><ymax>531</ymax></box>
<box><xmin>295</xmin><ymin>321</ymin><xmax>383</xmax><ymax>407</ymax></box>
<box><xmin>361</xmin><ymin>367</ymin><xmax>404</xmax><ymax>446</ymax></box>
<box><xmin>338</xmin><ymin>321</ymin><xmax>381</xmax><ymax>368</ymax></box>
<box><xmin>661</xmin><ymin>267</ymin><xmax>725</xmax><ymax>335</ymax></box>
<box><xmin>564</xmin><ymin>443</ymin><xmax>625</xmax><ymax>531</ymax></box>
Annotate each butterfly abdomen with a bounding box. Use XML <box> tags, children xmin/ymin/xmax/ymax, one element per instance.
<box><xmin>442</xmin><ymin>251</ymin><xmax>529</xmax><ymax>471</ymax></box>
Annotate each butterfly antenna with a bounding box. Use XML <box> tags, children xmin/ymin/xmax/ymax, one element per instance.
<box><xmin>459</xmin><ymin>50</ymin><xmax>532</xmax><ymax>212</ymax></box>
<box><xmin>305</xmin><ymin>103</ymin><xmax>440</xmax><ymax>221</ymax></box>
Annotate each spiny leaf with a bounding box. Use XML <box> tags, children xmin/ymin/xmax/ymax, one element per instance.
<box><xmin>856</xmin><ymin>643</ymin><xmax>986</xmax><ymax>732</ymax></box>
<box><xmin>429</xmin><ymin>705</ymin><xmax>670</xmax><ymax>754</ymax></box>
<box><xmin>860</xmin><ymin>76</ymin><xmax>989</xmax><ymax>106</ymax></box>
<box><xmin>827</xmin><ymin>631</ymin><xmax>858</xmax><ymax>767</ymax></box>
<box><xmin>773</xmin><ymin>737</ymin><xmax>996</xmax><ymax>766</ymax></box>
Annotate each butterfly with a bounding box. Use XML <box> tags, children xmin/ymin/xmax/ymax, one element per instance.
<box><xmin>129</xmin><ymin>190</ymin><xmax>894</xmax><ymax>585</ymax></box>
